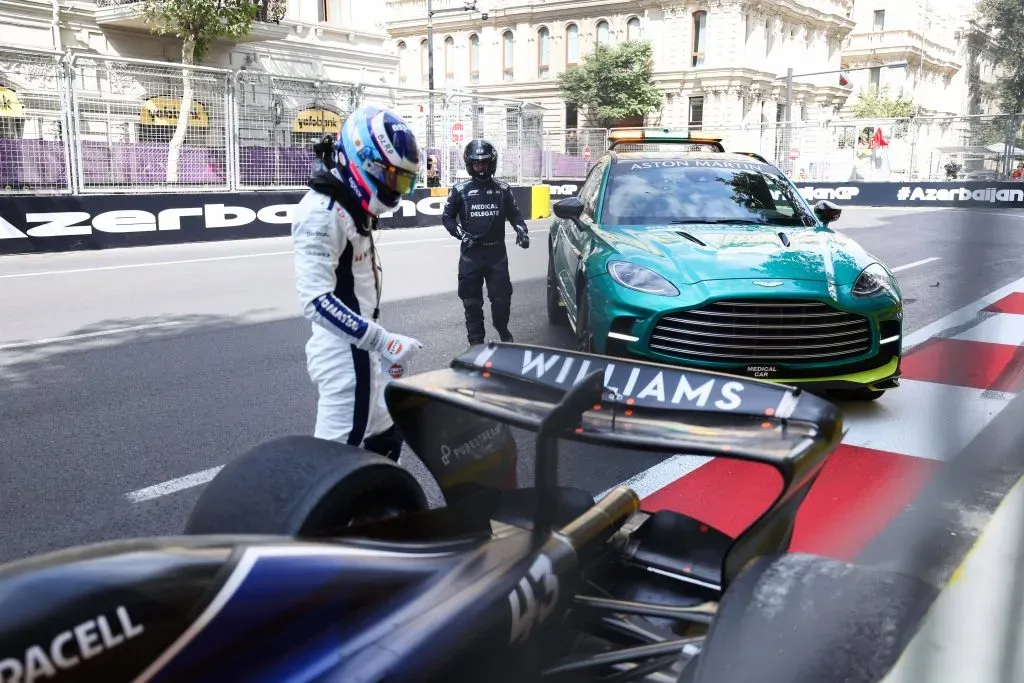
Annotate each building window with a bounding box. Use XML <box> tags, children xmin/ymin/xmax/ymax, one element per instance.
<box><xmin>692</xmin><ymin>11</ymin><xmax>707</xmax><ymax>66</ymax></box>
<box><xmin>566</xmin><ymin>23</ymin><xmax>580</xmax><ymax>65</ymax></box>
<box><xmin>873</xmin><ymin>10</ymin><xmax>885</xmax><ymax>32</ymax></box>
<box><xmin>396</xmin><ymin>41</ymin><xmax>407</xmax><ymax>83</ymax></box>
<box><xmin>869</xmin><ymin>66</ymin><xmax>881</xmax><ymax>90</ymax></box>
<box><xmin>627</xmin><ymin>17</ymin><xmax>641</xmax><ymax>41</ymax></box>
<box><xmin>688</xmin><ymin>96</ymin><xmax>704</xmax><ymax>130</ymax></box>
<box><xmin>469</xmin><ymin>34</ymin><xmax>480</xmax><ymax>84</ymax></box>
<box><xmin>321</xmin><ymin>0</ymin><xmax>342</xmax><ymax>24</ymax></box>
<box><xmin>420</xmin><ymin>39</ymin><xmax>429</xmax><ymax>86</ymax></box>
<box><xmin>444</xmin><ymin>36</ymin><xmax>455</xmax><ymax>84</ymax></box>
<box><xmin>538</xmin><ymin>27</ymin><xmax>551</xmax><ymax>77</ymax></box>
<box><xmin>502</xmin><ymin>30</ymin><xmax>514</xmax><ymax>81</ymax></box>
<box><xmin>596</xmin><ymin>20</ymin><xmax>610</xmax><ymax>46</ymax></box>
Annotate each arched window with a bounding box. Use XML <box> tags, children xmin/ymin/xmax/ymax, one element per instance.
<box><xmin>566</xmin><ymin>23</ymin><xmax>579</xmax><ymax>65</ymax></box>
<box><xmin>444</xmin><ymin>36</ymin><xmax>455</xmax><ymax>84</ymax></box>
<box><xmin>396</xmin><ymin>41</ymin><xmax>407</xmax><ymax>83</ymax></box>
<box><xmin>537</xmin><ymin>27</ymin><xmax>551</xmax><ymax>77</ymax></box>
<box><xmin>502</xmin><ymin>30</ymin><xmax>514</xmax><ymax>81</ymax></box>
<box><xmin>627</xmin><ymin>17</ymin><xmax>641</xmax><ymax>41</ymax></box>
<box><xmin>420</xmin><ymin>39</ymin><xmax>429</xmax><ymax>86</ymax></box>
<box><xmin>596</xmin><ymin>20</ymin><xmax>610</xmax><ymax>46</ymax></box>
<box><xmin>469</xmin><ymin>34</ymin><xmax>480</xmax><ymax>84</ymax></box>
<box><xmin>692</xmin><ymin>11</ymin><xmax>707</xmax><ymax>67</ymax></box>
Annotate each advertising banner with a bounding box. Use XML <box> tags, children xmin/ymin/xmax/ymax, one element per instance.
<box><xmin>796</xmin><ymin>182</ymin><xmax>1024</xmax><ymax>208</ymax></box>
<box><xmin>0</xmin><ymin>186</ymin><xmax>536</xmax><ymax>255</ymax></box>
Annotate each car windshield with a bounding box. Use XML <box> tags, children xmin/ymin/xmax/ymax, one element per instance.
<box><xmin>600</xmin><ymin>159</ymin><xmax>815</xmax><ymax>227</ymax></box>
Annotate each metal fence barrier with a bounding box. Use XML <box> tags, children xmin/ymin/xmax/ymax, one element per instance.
<box><xmin>1</xmin><ymin>50</ymin><xmax>544</xmax><ymax>195</ymax></box>
<box><xmin>3</xmin><ymin>46</ymin><xmax>1022</xmax><ymax>194</ymax></box>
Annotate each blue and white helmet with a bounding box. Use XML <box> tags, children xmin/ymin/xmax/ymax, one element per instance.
<box><xmin>334</xmin><ymin>106</ymin><xmax>422</xmax><ymax>216</ymax></box>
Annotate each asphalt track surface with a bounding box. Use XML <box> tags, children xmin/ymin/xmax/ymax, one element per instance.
<box><xmin>2</xmin><ymin>207</ymin><xmax>1024</xmax><ymax>567</ymax></box>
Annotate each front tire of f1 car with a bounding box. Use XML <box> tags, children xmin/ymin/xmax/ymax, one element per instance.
<box><xmin>685</xmin><ymin>553</ymin><xmax>936</xmax><ymax>683</ymax></box>
<box><xmin>184</xmin><ymin>435</ymin><xmax>429</xmax><ymax>537</ymax></box>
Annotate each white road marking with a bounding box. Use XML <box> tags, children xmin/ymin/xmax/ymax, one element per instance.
<box><xmin>0</xmin><ymin>229</ymin><xmax>549</xmax><ymax>279</ymax></box>
<box><xmin>0</xmin><ymin>251</ymin><xmax>293</xmax><ymax>279</ymax></box>
<box><xmin>0</xmin><ymin>322</ymin><xmax>182</xmax><ymax>351</ymax></box>
<box><xmin>903</xmin><ymin>273</ymin><xmax>1024</xmax><ymax>351</ymax></box>
<box><xmin>126</xmin><ymin>466</ymin><xmax>224</xmax><ymax>503</ymax></box>
<box><xmin>953</xmin><ymin>311</ymin><xmax>1024</xmax><ymax>347</ymax></box>
<box><xmin>594</xmin><ymin>455</ymin><xmax>713</xmax><ymax>501</ymax></box>
<box><xmin>891</xmin><ymin>256</ymin><xmax>941</xmax><ymax>272</ymax></box>
<box><xmin>840</xmin><ymin>379</ymin><xmax>1014</xmax><ymax>461</ymax></box>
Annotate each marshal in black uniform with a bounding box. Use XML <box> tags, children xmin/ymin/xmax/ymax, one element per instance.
<box><xmin>442</xmin><ymin>139</ymin><xmax>530</xmax><ymax>345</ymax></box>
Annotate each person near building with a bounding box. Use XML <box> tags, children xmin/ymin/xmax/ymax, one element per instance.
<box><xmin>441</xmin><ymin>139</ymin><xmax>530</xmax><ymax>345</ymax></box>
<box><xmin>291</xmin><ymin>105</ymin><xmax>423</xmax><ymax>460</ymax></box>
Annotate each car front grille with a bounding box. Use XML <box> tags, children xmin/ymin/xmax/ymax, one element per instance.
<box><xmin>650</xmin><ymin>300</ymin><xmax>873</xmax><ymax>364</ymax></box>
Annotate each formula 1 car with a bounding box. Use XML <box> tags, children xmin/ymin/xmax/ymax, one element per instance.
<box><xmin>0</xmin><ymin>344</ymin><xmax>935</xmax><ymax>683</ymax></box>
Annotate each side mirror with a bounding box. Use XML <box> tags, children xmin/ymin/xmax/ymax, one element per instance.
<box><xmin>553</xmin><ymin>197</ymin><xmax>585</xmax><ymax>221</ymax></box>
<box><xmin>813</xmin><ymin>199</ymin><xmax>842</xmax><ymax>225</ymax></box>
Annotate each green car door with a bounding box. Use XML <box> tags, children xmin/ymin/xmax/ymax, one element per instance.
<box><xmin>549</xmin><ymin>159</ymin><xmax>608</xmax><ymax>334</ymax></box>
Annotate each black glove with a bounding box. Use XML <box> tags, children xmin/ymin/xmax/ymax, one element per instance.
<box><xmin>460</xmin><ymin>232</ymin><xmax>477</xmax><ymax>250</ymax></box>
<box><xmin>515</xmin><ymin>226</ymin><xmax>529</xmax><ymax>249</ymax></box>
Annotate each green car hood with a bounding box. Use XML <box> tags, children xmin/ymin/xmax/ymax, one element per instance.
<box><xmin>590</xmin><ymin>223</ymin><xmax>872</xmax><ymax>286</ymax></box>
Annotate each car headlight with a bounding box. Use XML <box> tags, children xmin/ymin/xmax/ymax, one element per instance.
<box><xmin>852</xmin><ymin>263</ymin><xmax>897</xmax><ymax>298</ymax></box>
<box><xmin>607</xmin><ymin>260</ymin><xmax>680</xmax><ymax>296</ymax></box>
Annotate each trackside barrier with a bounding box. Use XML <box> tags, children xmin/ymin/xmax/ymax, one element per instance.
<box><xmin>0</xmin><ymin>186</ymin><xmax>550</xmax><ymax>255</ymax></box>
<box><xmin>795</xmin><ymin>182</ymin><xmax>1024</xmax><ymax>208</ymax></box>
<box><xmin>537</xmin><ymin>180</ymin><xmax>1024</xmax><ymax>207</ymax></box>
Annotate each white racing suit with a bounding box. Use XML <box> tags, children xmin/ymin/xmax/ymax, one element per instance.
<box><xmin>292</xmin><ymin>187</ymin><xmax>401</xmax><ymax>457</ymax></box>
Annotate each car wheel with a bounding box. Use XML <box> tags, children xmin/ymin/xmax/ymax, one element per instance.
<box><xmin>833</xmin><ymin>388</ymin><xmax>886</xmax><ymax>401</ymax></box>
<box><xmin>685</xmin><ymin>553</ymin><xmax>936</xmax><ymax>683</ymax></box>
<box><xmin>576</xmin><ymin>280</ymin><xmax>594</xmax><ymax>353</ymax></box>
<box><xmin>184</xmin><ymin>436</ymin><xmax>429</xmax><ymax>537</ymax></box>
<box><xmin>547</xmin><ymin>253</ymin><xmax>568</xmax><ymax>327</ymax></box>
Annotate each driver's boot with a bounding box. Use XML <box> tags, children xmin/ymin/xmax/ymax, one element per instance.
<box><xmin>463</xmin><ymin>297</ymin><xmax>486</xmax><ymax>345</ymax></box>
<box><xmin>492</xmin><ymin>297</ymin><xmax>513</xmax><ymax>343</ymax></box>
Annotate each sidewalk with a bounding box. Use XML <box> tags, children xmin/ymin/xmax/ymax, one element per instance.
<box><xmin>881</xmin><ymin>476</ymin><xmax>1024</xmax><ymax>682</ymax></box>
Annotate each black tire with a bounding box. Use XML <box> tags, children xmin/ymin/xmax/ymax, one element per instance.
<box><xmin>576</xmin><ymin>280</ymin><xmax>594</xmax><ymax>353</ymax></box>
<box><xmin>184</xmin><ymin>435</ymin><xmax>429</xmax><ymax>537</ymax></box>
<box><xmin>687</xmin><ymin>553</ymin><xmax>936</xmax><ymax>683</ymax></box>
<box><xmin>547</xmin><ymin>253</ymin><xmax>568</xmax><ymax>326</ymax></box>
<box><xmin>833</xmin><ymin>388</ymin><xmax>886</xmax><ymax>401</ymax></box>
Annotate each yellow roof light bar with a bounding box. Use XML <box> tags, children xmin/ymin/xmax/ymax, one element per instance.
<box><xmin>608</xmin><ymin>128</ymin><xmax>725</xmax><ymax>151</ymax></box>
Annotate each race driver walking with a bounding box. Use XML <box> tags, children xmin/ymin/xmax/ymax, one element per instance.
<box><xmin>291</xmin><ymin>106</ymin><xmax>423</xmax><ymax>460</ymax></box>
<box><xmin>442</xmin><ymin>139</ymin><xmax>530</xmax><ymax>345</ymax></box>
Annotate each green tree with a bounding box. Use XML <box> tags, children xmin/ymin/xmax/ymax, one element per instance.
<box><xmin>557</xmin><ymin>40</ymin><xmax>662</xmax><ymax>128</ymax></box>
<box><xmin>851</xmin><ymin>86</ymin><xmax>919</xmax><ymax>118</ymax></box>
<box><xmin>141</xmin><ymin>0</ymin><xmax>286</xmax><ymax>182</ymax></box>
<box><xmin>973</xmin><ymin>0</ymin><xmax>1024</xmax><ymax>113</ymax></box>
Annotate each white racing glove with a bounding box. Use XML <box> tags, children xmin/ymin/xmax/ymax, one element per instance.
<box><xmin>360</xmin><ymin>320</ymin><xmax>423</xmax><ymax>366</ymax></box>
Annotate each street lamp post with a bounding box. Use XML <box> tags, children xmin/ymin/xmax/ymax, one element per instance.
<box><xmin>424</xmin><ymin>0</ymin><xmax>477</xmax><ymax>150</ymax></box>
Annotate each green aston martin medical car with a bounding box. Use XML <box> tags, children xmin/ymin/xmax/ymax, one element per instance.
<box><xmin>547</xmin><ymin>129</ymin><xmax>903</xmax><ymax>400</ymax></box>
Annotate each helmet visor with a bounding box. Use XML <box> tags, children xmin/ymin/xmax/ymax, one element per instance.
<box><xmin>365</xmin><ymin>159</ymin><xmax>419</xmax><ymax>195</ymax></box>
<box><xmin>470</xmin><ymin>160</ymin><xmax>491</xmax><ymax>174</ymax></box>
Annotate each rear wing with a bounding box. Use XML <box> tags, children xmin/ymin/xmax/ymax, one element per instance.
<box><xmin>385</xmin><ymin>343</ymin><xmax>845</xmax><ymax>587</ymax></box>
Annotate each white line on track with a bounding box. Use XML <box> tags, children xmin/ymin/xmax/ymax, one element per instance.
<box><xmin>126</xmin><ymin>466</ymin><xmax>225</xmax><ymax>503</ymax></box>
<box><xmin>0</xmin><ymin>322</ymin><xmax>181</xmax><ymax>351</ymax></box>
<box><xmin>892</xmin><ymin>256</ymin><xmax>941</xmax><ymax>272</ymax></box>
<box><xmin>0</xmin><ymin>228</ymin><xmax>550</xmax><ymax>279</ymax></box>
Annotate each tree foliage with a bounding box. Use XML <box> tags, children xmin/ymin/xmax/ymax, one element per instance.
<box><xmin>141</xmin><ymin>0</ymin><xmax>284</xmax><ymax>63</ymax></box>
<box><xmin>851</xmin><ymin>86</ymin><xmax>920</xmax><ymax>118</ymax></box>
<box><xmin>140</xmin><ymin>0</ymin><xmax>285</xmax><ymax>182</ymax></box>
<box><xmin>557</xmin><ymin>40</ymin><xmax>662</xmax><ymax>128</ymax></box>
<box><xmin>973</xmin><ymin>0</ymin><xmax>1024</xmax><ymax>113</ymax></box>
